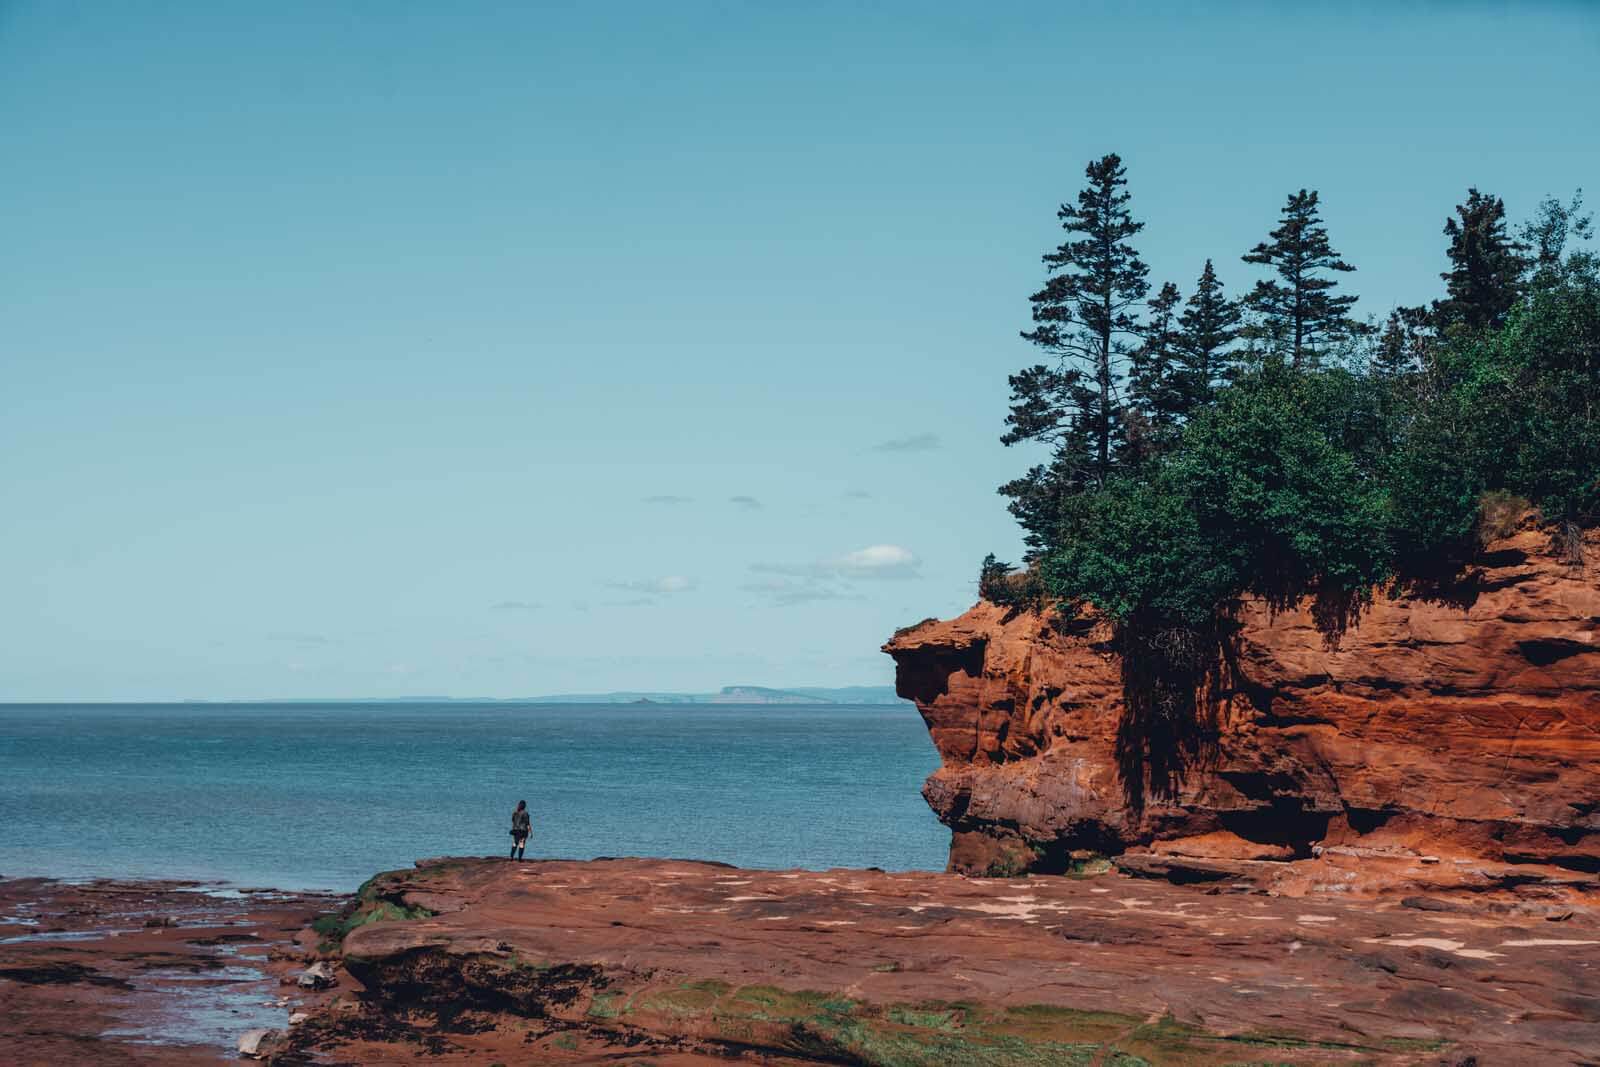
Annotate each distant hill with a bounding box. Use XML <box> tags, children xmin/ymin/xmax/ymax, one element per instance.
<box><xmin>784</xmin><ymin>686</ymin><xmax>909</xmax><ymax>705</ymax></box>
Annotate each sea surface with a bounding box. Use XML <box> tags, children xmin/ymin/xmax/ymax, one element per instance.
<box><xmin>0</xmin><ymin>702</ymin><xmax>948</xmax><ymax>892</ymax></box>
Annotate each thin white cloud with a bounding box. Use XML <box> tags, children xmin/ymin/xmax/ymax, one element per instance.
<box><xmin>729</xmin><ymin>495</ymin><xmax>763</xmax><ymax>510</ymax></box>
<box><xmin>870</xmin><ymin>432</ymin><xmax>940</xmax><ymax>453</ymax></box>
<box><xmin>751</xmin><ymin>544</ymin><xmax>921</xmax><ymax>582</ymax></box>
<box><xmin>607</xmin><ymin>575</ymin><xmax>696</xmax><ymax>595</ymax></box>
<box><xmin>835</xmin><ymin>544</ymin><xmax>920</xmax><ymax>578</ymax></box>
<box><xmin>490</xmin><ymin>600</ymin><xmax>541</xmax><ymax>612</ymax></box>
<box><xmin>741</xmin><ymin>578</ymin><xmax>866</xmax><ymax>607</ymax></box>
<box><xmin>266</xmin><ymin>632</ymin><xmax>333</xmax><ymax>647</ymax></box>
<box><xmin>642</xmin><ymin>494</ymin><xmax>694</xmax><ymax>505</ymax></box>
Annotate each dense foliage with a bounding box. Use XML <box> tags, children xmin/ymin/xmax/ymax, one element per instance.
<box><xmin>1046</xmin><ymin>365</ymin><xmax>1393</xmax><ymax>629</ymax></box>
<box><xmin>994</xmin><ymin>165</ymin><xmax>1599</xmax><ymax>646</ymax></box>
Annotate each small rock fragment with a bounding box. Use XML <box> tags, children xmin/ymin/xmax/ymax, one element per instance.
<box><xmin>297</xmin><ymin>960</ymin><xmax>337</xmax><ymax>989</ymax></box>
<box><xmin>238</xmin><ymin>1028</ymin><xmax>283</xmax><ymax>1058</ymax></box>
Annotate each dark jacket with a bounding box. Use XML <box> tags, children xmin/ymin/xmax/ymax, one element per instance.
<box><xmin>511</xmin><ymin>808</ymin><xmax>531</xmax><ymax>837</ymax></box>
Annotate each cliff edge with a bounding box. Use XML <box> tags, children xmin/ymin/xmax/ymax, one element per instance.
<box><xmin>885</xmin><ymin>522</ymin><xmax>1600</xmax><ymax>886</ymax></box>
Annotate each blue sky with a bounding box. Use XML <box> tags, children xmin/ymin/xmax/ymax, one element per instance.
<box><xmin>2</xmin><ymin>2</ymin><xmax>1596</xmax><ymax>699</ymax></box>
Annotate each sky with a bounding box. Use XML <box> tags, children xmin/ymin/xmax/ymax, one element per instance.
<box><xmin>1</xmin><ymin>2</ymin><xmax>1596</xmax><ymax>700</ymax></box>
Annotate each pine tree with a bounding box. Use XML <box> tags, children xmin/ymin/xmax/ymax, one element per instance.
<box><xmin>1434</xmin><ymin>189</ymin><xmax>1527</xmax><ymax>331</ymax></box>
<box><xmin>1241</xmin><ymin>190</ymin><xmax>1365</xmax><ymax>367</ymax></box>
<box><xmin>1014</xmin><ymin>153</ymin><xmax>1150</xmax><ymax>485</ymax></box>
<box><xmin>1126</xmin><ymin>282</ymin><xmax>1186</xmax><ymax>460</ymax></box>
<box><xmin>1176</xmin><ymin>259</ymin><xmax>1240</xmax><ymax>403</ymax></box>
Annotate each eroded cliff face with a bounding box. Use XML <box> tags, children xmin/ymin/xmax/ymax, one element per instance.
<box><xmin>885</xmin><ymin>524</ymin><xmax>1600</xmax><ymax>884</ymax></box>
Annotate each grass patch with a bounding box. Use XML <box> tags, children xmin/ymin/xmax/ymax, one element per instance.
<box><xmin>635</xmin><ymin>980</ymin><xmax>728</xmax><ymax>1018</ymax></box>
<box><xmin>590</xmin><ymin>982</ymin><xmax>1445</xmax><ymax>1066</ymax></box>
<box><xmin>311</xmin><ymin>873</ymin><xmax>435</xmax><ymax>950</ymax></box>
<box><xmin>1063</xmin><ymin>855</ymin><xmax>1114</xmax><ymax>879</ymax></box>
<box><xmin>989</xmin><ymin>1003</ymin><xmax>1135</xmax><ymax>1045</ymax></box>
<box><xmin>886</xmin><ymin>1005</ymin><xmax>962</xmax><ymax>1030</ymax></box>
<box><xmin>1110</xmin><ymin>1013</ymin><xmax>1447</xmax><ymax>1064</ymax></box>
<box><xmin>586</xmin><ymin>992</ymin><xmax>624</xmax><ymax>1019</ymax></box>
<box><xmin>892</xmin><ymin>617</ymin><xmax>940</xmax><ymax>640</ymax></box>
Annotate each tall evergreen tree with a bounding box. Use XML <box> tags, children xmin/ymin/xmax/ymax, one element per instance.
<box><xmin>1241</xmin><ymin>189</ymin><xmax>1365</xmax><ymax>367</ymax></box>
<box><xmin>1176</xmin><ymin>259</ymin><xmax>1240</xmax><ymax>403</ymax></box>
<box><xmin>1012</xmin><ymin>153</ymin><xmax>1150</xmax><ymax>486</ymax></box>
<box><xmin>1434</xmin><ymin>188</ymin><xmax>1527</xmax><ymax>331</ymax></box>
<box><xmin>1126</xmin><ymin>282</ymin><xmax>1186</xmax><ymax>460</ymax></box>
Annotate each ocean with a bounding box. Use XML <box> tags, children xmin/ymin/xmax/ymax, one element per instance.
<box><xmin>0</xmin><ymin>702</ymin><xmax>949</xmax><ymax>892</ymax></box>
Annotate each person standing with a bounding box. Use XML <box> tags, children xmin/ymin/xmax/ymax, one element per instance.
<box><xmin>509</xmin><ymin>799</ymin><xmax>531</xmax><ymax>861</ymax></box>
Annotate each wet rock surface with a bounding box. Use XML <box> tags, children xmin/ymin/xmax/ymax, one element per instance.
<box><xmin>0</xmin><ymin>876</ymin><xmax>331</xmax><ymax>1066</ymax></box>
<box><xmin>278</xmin><ymin>856</ymin><xmax>1598</xmax><ymax>1064</ymax></box>
<box><xmin>883</xmin><ymin>523</ymin><xmax>1600</xmax><ymax>887</ymax></box>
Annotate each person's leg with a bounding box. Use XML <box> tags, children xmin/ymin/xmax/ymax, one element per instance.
<box><xmin>516</xmin><ymin>838</ymin><xmax>526</xmax><ymax>860</ymax></box>
<box><xmin>509</xmin><ymin>840</ymin><xmax>518</xmax><ymax>859</ymax></box>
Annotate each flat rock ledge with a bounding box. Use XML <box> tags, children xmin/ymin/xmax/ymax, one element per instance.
<box><xmin>277</xmin><ymin>855</ymin><xmax>1599</xmax><ymax>1065</ymax></box>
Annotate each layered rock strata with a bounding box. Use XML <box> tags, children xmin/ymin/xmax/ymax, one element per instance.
<box><xmin>884</xmin><ymin>524</ymin><xmax>1600</xmax><ymax>883</ymax></box>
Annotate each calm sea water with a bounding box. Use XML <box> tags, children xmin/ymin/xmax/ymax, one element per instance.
<box><xmin>0</xmin><ymin>703</ymin><xmax>948</xmax><ymax>892</ymax></box>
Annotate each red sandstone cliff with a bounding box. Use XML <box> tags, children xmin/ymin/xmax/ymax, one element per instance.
<box><xmin>885</xmin><ymin>522</ymin><xmax>1600</xmax><ymax>886</ymax></box>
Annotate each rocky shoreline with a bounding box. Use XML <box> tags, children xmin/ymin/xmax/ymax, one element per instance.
<box><xmin>9</xmin><ymin>854</ymin><xmax>1593</xmax><ymax>1065</ymax></box>
<box><xmin>0</xmin><ymin>876</ymin><xmax>333</xmax><ymax>1065</ymax></box>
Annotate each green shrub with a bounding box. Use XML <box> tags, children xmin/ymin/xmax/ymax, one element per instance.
<box><xmin>977</xmin><ymin>555</ymin><xmax>1049</xmax><ymax>612</ymax></box>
